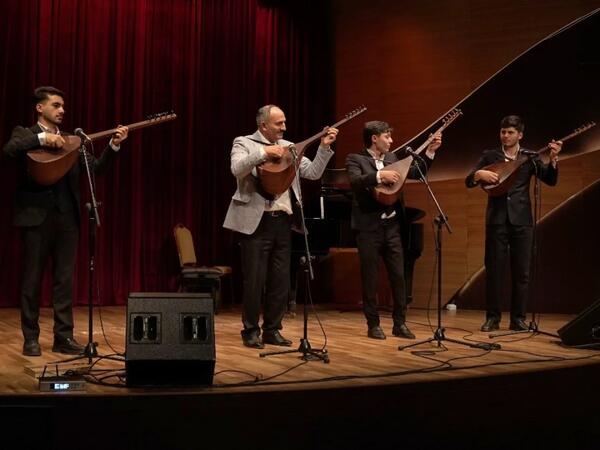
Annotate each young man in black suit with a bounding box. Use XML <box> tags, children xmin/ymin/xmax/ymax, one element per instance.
<box><xmin>346</xmin><ymin>121</ymin><xmax>442</xmax><ymax>339</ymax></box>
<box><xmin>3</xmin><ymin>86</ymin><xmax>128</xmax><ymax>356</ymax></box>
<box><xmin>465</xmin><ymin>115</ymin><xmax>561</xmax><ymax>332</ymax></box>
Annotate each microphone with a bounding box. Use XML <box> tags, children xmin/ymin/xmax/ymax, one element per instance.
<box><xmin>405</xmin><ymin>146</ymin><xmax>426</xmax><ymax>163</ymax></box>
<box><xmin>403</xmin><ymin>145</ymin><xmax>427</xmax><ymax>181</ymax></box>
<box><xmin>74</xmin><ymin>127</ymin><xmax>92</xmax><ymax>143</ymax></box>
<box><xmin>520</xmin><ymin>149</ymin><xmax>538</xmax><ymax>156</ymax></box>
<box><xmin>404</xmin><ymin>146</ymin><xmax>417</xmax><ymax>156</ymax></box>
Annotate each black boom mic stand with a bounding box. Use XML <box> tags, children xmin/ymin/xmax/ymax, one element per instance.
<box><xmin>55</xmin><ymin>134</ymin><xmax>120</xmax><ymax>366</ymax></box>
<box><xmin>489</xmin><ymin>155</ymin><xmax>559</xmax><ymax>339</ymax></box>
<box><xmin>399</xmin><ymin>156</ymin><xmax>500</xmax><ymax>352</ymax></box>
<box><xmin>260</xmin><ymin>145</ymin><xmax>330</xmax><ymax>363</ymax></box>
<box><xmin>81</xmin><ymin>138</ymin><xmax>101</xmax><ymax>361</ymax></box>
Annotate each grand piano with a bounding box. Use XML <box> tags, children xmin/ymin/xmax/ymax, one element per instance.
<box><xmin>289</xmin><ymin>168</ymin><xmax>425</xmax><ymax>311</ymax></box>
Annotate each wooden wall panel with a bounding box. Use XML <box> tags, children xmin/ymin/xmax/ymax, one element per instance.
<box><xmin>332</xmin><ymin>0</ymin><xmax>600</xmax><ymax>157</ymax></box>
<box><xmin>405</xmin><ymin>151</ymin><xmax>600</xmax><ymax>308</ymax></box>
<box><xmin>330</xmin><ymin>0</ymin><xmax>600</xmax><ymax>310</ymax></box>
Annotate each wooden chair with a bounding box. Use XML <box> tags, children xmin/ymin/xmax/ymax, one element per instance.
<box><xmin>173</xmin><ymin>223</ymin><xmax>234</xmax><ymax>311</ymax></box>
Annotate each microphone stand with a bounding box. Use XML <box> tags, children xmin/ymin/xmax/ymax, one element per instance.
<box><xmin>260</xmin><ymin>145</ymin><xmax>330</xmax><ymax>362</ymax></box>
<box><xmin>399</xmin><ymin>155</ymin><xmax>499</xmax><ymax>352</ymax></box>
<box><xmin>81</xmin><ymin>140</ymin><xmax>101</xmax><ymax>361</ymax></box>
<box><xmin>489</xmin><ymin>155</ymin><xmax>559</xmax><ymax>339</ymax></box>
<box><xmin>54</xmin><ymin>140</ymin><xmax>100</xmax><ymax>366</ymax></box>
<box><xmin>55</xmin><ymin>136</ymin><xmax>122</xmax><ymax>367</ymax></box>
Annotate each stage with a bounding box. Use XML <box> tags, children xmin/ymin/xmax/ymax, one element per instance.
<box><xmin>1</xmin><ymin>304</ymin><xmax>600</xmax><ymax>450</ymax></box>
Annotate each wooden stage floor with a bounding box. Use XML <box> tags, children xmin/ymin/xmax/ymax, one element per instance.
<box><xmin>2</xmin><ymin>304</ymin><xmax>600</xmax><ymax>450</ymax></box>
<box><xmin>1</xmin><ymin>304</ymin><xmax>599</xmax><ymax>395</ymax></box>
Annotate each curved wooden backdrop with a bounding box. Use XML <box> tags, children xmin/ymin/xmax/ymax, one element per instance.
<box><xmin>331</xmin><ymin>0</ymin><xmax>600</xmax><ymax>313</ymax></box>
<box><xmin>452</xmin><ymin>176</ymin><xmax>600</xmax><ymax>314</ymax></box>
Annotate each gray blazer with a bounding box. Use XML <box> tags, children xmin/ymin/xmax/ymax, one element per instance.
<box><xmin>223</xmin><ymin>130</ymin><xmax>334</xmax><ymax>235</ymax></box>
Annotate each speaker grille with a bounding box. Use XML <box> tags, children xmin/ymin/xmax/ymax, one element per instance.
<box><xmin>126</xmin><ymin>292</ymin><xmax>215</xmax><ymax>386</ymax></box>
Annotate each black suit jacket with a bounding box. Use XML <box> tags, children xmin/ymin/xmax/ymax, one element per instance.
<box><xmin>345</xmin><ymin>149</ymin><xmax>433</xmax><ymax>232</ymax></box>
<box><xmin>465</xmin><ymin>148</ymin><xmax>558</xmax><ymax>226</ymax></box>
<box><xmin>3</xmin><ymin>124</ymin><xmax>117</xmax><ymax>227</ymax></box>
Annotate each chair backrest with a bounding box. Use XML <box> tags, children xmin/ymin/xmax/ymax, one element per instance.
<box><xmin>173</xmin><ymin>223</ymin><xmax>197</xmax><ymax>267</ymax></box>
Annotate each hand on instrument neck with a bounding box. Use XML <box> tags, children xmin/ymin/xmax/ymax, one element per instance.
<box><xmin>320</xmin><ymin>126</ymin><xmax>339</xmax><ymax>148</ymax></box>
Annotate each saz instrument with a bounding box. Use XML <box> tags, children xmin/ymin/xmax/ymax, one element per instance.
<box><xmin>26</xmin><ymin>112</ymin><xmax>177</xmax><ymax>186</ymax></box>
<box><xmin>257</xmin><ymin>106</ymin><xmax>367</xmax><ymax>199</ymax></box>
<box><xmin>480</xmin><ymin>121</ymin><xmax>596</xmax><ymax>197</ymax></box>
<box><xmin>373</xmin><ymin>109</ymin><xmax>462</xmax><ymax>206</ymax></box>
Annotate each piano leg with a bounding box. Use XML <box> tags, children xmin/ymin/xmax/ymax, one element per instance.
<box><xmin>404</xmin><ymin>257</ymin><xmax>416</xmax><ymax>305</ymax></box>
<box><xmin>403</xmin><ymin>222</ymin><xmax>424</xmax><ymax>306</ymax></box>
<box><xmin>286</xmin><ymin>258</ymin><xmax>299</xmax><ymax>317</ymax></box>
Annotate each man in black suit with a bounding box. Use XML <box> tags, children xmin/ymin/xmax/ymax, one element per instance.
<box><xmin>465</xmin><ymin>115</ymin><xmax>561</xmax><ymax>332</ymax></box>
<box><xmin>346</xmin><ymin>121</ymin><xmax>442</xmax><ymax>339</ymax></box>
<box><xmin>3</xmin><ymin>86</ymin><xmax>128</xmax><ymax>356</ymax></box>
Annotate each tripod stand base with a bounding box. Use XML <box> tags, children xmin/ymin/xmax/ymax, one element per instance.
<box><xmin>51</xmin><ymin>341</ymin><xmax>124</xmax><ymax>366</ymax></box>
<box><xmin>398</xmin><ymin>328</ymin><xmax>501</xmax><ymax>351</ymax></box>
<box><xmin>84</xmin><ymin>342</ymin><xmax>98</xmax><ymax>358</ymax></box>
<box><xmin>260</xmin><ymin>338</ymin><xmax>330</xmax><ymax>363</ymax></box>
<box><xmin>489</xmin><ymin>321</ymin><xmax>559</xmax><ymax>339</ymax></box>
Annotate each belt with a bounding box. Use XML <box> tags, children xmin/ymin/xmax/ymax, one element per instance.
<box><xmin>264</xmin><ymin>210</ymin><xmax>289</xmax><ymax>217</ymax></box>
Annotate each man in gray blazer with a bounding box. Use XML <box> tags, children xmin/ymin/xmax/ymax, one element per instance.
<box><xmin>224</xmin><ymin>104</ymin><xmax>338</xmax><ymax>348</ymax></box>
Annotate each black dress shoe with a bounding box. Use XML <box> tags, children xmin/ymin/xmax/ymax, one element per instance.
<box><xmin>242</xmin><ymin>332</ymin><xmax>265</xmax><ymax>349</ymax></box>
<box><xmin>23</xmin><ymin>339</ymin><xmax>41</xmax><ymax>356</ymax></box>
<box><xmin>392</xmin><ymin>323</ymin><xmax>416</xmax><ymax>339</ymax></box>
<box><xmin>367</xmin><ymin>326</ymin><xmax>386</xmax><ymax>340</ymax></box>
<box><xmin>481</xmin><ymin>318</ymin><xmax>500</xmax><ymax>332</ymax></box>
<box><xmin>509</xmin><ymin>319</ymin><xmax>529</xmax><ymax>331</ymax></box>
<box><xmin>262</xmin><ymin>330</ymin><xmax>292</xmax><ymax>346</ymax></box>
<box><xmin>52</xmin><ymin>337</ymin><xmax>84</xmax><ymax>355</ymax></box>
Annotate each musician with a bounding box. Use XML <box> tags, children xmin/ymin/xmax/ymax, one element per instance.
<box><xmin>223</xmin><ymin>104</ymin><xmax>338</xmax><ymax>349</ymax></box>
<box><xmin>346</xmin><ymin>121</ymin><xmax>442</xmax><ymax>340</ymax></box>
<box><xmin>2</xmin><ymin>86</ymin><xmax>128</xmax><ymax>356</ymax></box>
<box><xmin>465</xmin><ymin>115</ymin><xmax>561</xmax><ymax>332</ymax></box>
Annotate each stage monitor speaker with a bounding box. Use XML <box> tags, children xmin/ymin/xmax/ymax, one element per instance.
<box><xmin>126</xmin><ymin>292</ymin><xmax>215</xmax><ymax>386</ymax></box>
<box><xmin>557</xmin><ymin>298</ymin><xmax>600</xmax><ymax>346</ymax></box>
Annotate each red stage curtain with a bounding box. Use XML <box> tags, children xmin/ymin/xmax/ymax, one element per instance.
<box><xmin>0</xmin><ymin>0</ymin><xmax>332</xmax><ymax>306</ymax></box>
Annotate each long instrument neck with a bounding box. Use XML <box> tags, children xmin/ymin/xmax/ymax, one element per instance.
<box><xmin>411</xmin><ymin>120</ymin><xmax>453</xmax><ymax>155</ymax></box>
<box><xmin>293</xmin><ymin>113</ymin><xmax>362</xmax><ymax>157</ymax></box>
<box><xmin>390</xmin><ymin>109</ymin><xmax>462</xmax><ymax>155</ymax></box>
<box><xmin>534</xmin><ymin>126</ymin><xmax>592</xmax><ymax>155</ymax></box>
<box><xmin>88</xmin><ymin>118</ymin><xmax>166</xmax><ymax>141</ymax></box>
